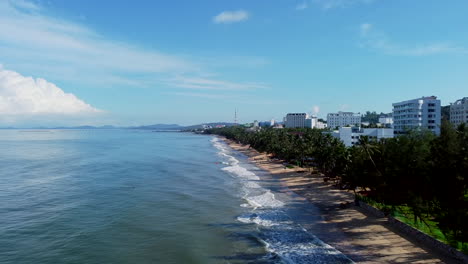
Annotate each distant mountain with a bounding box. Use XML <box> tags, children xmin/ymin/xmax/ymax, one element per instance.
<box><xmin>0</xmin><ymin>125</ymin><xmax>118</xmax><ymax>130</ymax></box>
<box><xmin>182</xmin><ymin>122</ymin><xmax>236</xmax><ymax>130</ymax></box>
<box><xmin>0</xmin><ymin>123</ymin><xmax>238</xmax><ymax>131</ymax></box>
<box><xmin>130</xmin><ymin>124</ymin><xmax>184</xmax><ymax>130</ymax></box>
<box><xmin>52</xmin><ymin>125</ymin><xmax>117</xmax><ymax>129</ymax></box>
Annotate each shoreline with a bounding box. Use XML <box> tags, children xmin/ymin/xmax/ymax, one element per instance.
<box><xmin>220</xmin><ymin>136</ymin><xmax>459</xmax><ymax>264</ymax></box>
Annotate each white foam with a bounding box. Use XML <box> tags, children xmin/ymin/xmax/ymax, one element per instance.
<box><xmin>211</xmin><ymin>137</ymin><xmax>229</xmax><ymax>153</ymax></box>
<box><xmin>237</xmin><ymin>211</ymin><xmax>293</xmax><ymax>227</ymax></box>
<box><xmin>221</xmin><ymin>165</ymin><xmax>260</xmax><ymax>181</ymax></box>
<box><xmin>218</xmin><ymin>152</ymin><xmax>238</xmax><ymax>165</ymax></box>
<box><xmin>244</xmin><ymin>181</ymin><xmax>261</xmax><ymax>189</ymax></box>
<box><xmin>246</xmin><ymin>191</ymin><xmax>285</xmax><ymax>209</ymax></box>
<box><xmin>237</xmin><ymin>215</ymin><xmax>280</xmax><ymax>227</ymax></box>
<box><xmin>237</xmin><ymin>210</ymin><xmax>354</xmax><ymax>263</ymax></box>
<box><xmin>262</xmin><ymin>227</ymin><xmax>354</xmax><ymax>264</ymax></box>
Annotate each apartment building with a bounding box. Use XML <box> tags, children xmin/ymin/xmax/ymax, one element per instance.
<box><xmin>330</xmin><ymin>127</ymin><xmax>394</xmax><ymax>147</ymax></box>
<box><xmin>285</xmin><ymin>113</ymin><xmax>309</xmax><ymax>128</ymax></box>
<box><xmin>450</xmin><ymin>97</ymin><xmax>468</xmax><ymax>126</ymax></box>
<box><xmin>392</xmin><ymin>96</ymin><xmax>441</xmax><ymax>135</ymax></box>
<box><xmin>327</xmin><ymin>112</ymin><xmax>361</xmax><ymax>129</ymax></box>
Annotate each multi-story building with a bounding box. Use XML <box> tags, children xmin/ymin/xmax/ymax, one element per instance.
<box><xmin>316</xmin><ymin>121</ymin><xmax>327</xmax><ymax>129</ymax></box>
<box><xmin>285</xmin><ymin>113</ymin><xmax>328</xmax><ymax>129</ymax></box>
<box><xmin>378</xmin><ymin>116</ymin><xmax>393</xmax><ymax>127</ymax></box>
<box><xmin>329</xmin><ymin>127</ymin><xmax>394</xmax><ymax>147</ymax></box>
<box><xmin>284</xmin><ymin>113</ymin><xmax>309</xmax><ymax>128</ymax></box>
<box><xmin>450</xmin><ymin>97</ymin><xmax>468</xmax><ymax>126</ymax></box>
<box><xmin>326</xmin><ymin>112</ymin><xmax>361</xmax><ymax>129</ymax></box>
<box><xmin>305</xmin><ymin>117</ymin><xmax>316</xmax><ymax>128</ymax></box>
<box><xmin>392</xmin><ymin>96</ymin><xmax>441</xmax><ymax>135</ymax></box>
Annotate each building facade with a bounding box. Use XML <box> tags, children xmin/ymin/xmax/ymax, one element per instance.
<box><xmin>392</xmin><ymin>96</ymin><xmax>441</xmax><ymax>135</ymax></box>
<box><xmin>450</xmin><ymin>97</ymin><xmax>468</xmax><ymax>126</ymax></box>
<box><xmin>330</xmin><ymin>127</ymin><xmax>394</xmax><ymax>147</ymax></box>
<box><xmin>305</xmin><ymin>116</ymin><xmax>317</xmax><ymax>128</ymax></box>
<box><xmin>326</xmin><ymin>112</ymin><xmax>361</xmax><ymax>129</ymax></box>
<box><xmin>378</xmin><ymin>116</ymin><xmax>393</xmax><ymax>127</ymax></box>
<box><xmin>285</xmin><ymin>113</ymin><xmax>309</xmax><ymax>128</ymax></box>
<box><xmin>316</xmin><ymin>121</ymin><xmax>327</xmax><ymax>129</ymax></box>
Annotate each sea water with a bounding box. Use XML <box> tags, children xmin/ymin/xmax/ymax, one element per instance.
<box><xmin>0</xmin><ymin>130</ymin><xmax>352</xmax><ymax>263</ymax></box>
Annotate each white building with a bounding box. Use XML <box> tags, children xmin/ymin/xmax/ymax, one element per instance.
<box><xmin>285</xmin><ymin>113</ymin><xmax>326</xmax><ymax>129</ymax></box>
<box><xmin>327</xmin><ymin>112</ymin><xmax>361</xmax><ymax>129</ymax></box>
<box><xmin>316</xmin><ymin>121</ymin><xmax>327</xmax><ymax>129</ymax></box>
<box><xmin>392</xmin><ymin>96</ymin><xmax>441</xmax><ymax>135</ymax></box>
<box><xmin>450</xmin><ymin>97</ymin><xmax>468</xmax><ymax>126</ymax></box>
<box><xmin>378</xmin><ymin>116</ymin><xmax>393</xmax><ymax>126</ymax></box>
<box><xmin>285</xmin><ymin>113</ymin><xmax>309</xmax><ymax>128</ymax></box>
<box><xmin>331</xmin><ymin>127</ymin><xmax>394</xmax><ymax>147</ymax></box>
<box><xmin>305</xmin><ymin>116</ymin><xmax>317</xmax><ymax>128</ymax></box>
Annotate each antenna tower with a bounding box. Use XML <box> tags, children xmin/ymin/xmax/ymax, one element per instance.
<box><xmin>234</xmin><ymin>109</ymin><xmax>238</xmax><ymax>125</ymax></box>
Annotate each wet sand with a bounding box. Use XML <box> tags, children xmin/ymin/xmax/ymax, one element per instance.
<box><xmin>222</xmin><ymin>138</ymin><xmax>461</xmax><ymax>264</ymax></box>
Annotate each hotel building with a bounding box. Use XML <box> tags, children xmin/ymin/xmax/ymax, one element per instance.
<box><xmin>330</xmin><ymin>127</ymin><xmax>394</xmax><ymax>147</ymax></box>
<box><xmin>326</xmin><ymin>112</ymin><xmax>361</xmax><ymax>129</ymax></box>
<box><xmin>392</xmin><ymin>96</ymin><xmax>441</xmax><ymax>135</ymax></box>
<box><xmin>450</xmin><ymin>97</ymin><xmax>468</xmax><ymax>126</ymax></box>
<box><xmin>284</xmin><ymin>113</ymin><xmax>310</xmax><ymax>128</ymax></box>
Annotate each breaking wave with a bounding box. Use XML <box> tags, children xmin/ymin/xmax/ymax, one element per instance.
<box><xmin>211</xmin><ymin>137</ymin><xmax>354</xmax><ymax>263</ymax></box>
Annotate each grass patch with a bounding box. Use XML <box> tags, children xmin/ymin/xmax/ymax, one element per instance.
<box><xmin>356</xmin><ymin>195</ymin><xmax>468</xmax><ymax>254</ymax></box>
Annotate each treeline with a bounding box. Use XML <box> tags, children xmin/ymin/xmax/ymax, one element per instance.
<box><xmin>204</xmin><ymin>121</ymin><xmax>468</xmax><ymax>246</ymax></box>
<box><xmin>362</xmin><ymin>111</ymin><xmax>386</xmax><ymax>124</ymax></box>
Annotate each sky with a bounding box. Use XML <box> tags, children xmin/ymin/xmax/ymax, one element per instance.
<box><xmin>0</xmin><ymin>0</ymin><xmax>467</xmax><ymax>126</ymax></box>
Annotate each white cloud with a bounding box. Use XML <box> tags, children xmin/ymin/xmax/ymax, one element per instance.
<box><xmin>8</xmin><ymin>0</ymin><xmax>40</xmax><ymax>11</ymax></box>
<box><xmin>359</xmin><ymin>23</ymin><xmax>468</xmax><ymax>56</ymax></box>
<box><xmin>0</xmin><ymin>1</ymin><xmax>265</xmax><ymax>91</ymax></box>
<box><xmin>169</xmin><ymin>92</ymin><xmax>231</xmax><ymax>99</ymax></box>
<box><xmin>360</xmin><ymin>23</ymin><xmax>373</xmax><ymax>36</ymax></box>
<box><xmin>168</xmin><ymin>76</ymin><xmax>268</xmax><ymax>91</ymax></box>
<box><xmin>0</xmin><ymin>67</ymin><xmax>101</xmax><ymax>115</ymax></box>
<box><xmin>313</xmin><ymin>105</ymin><xmax>320</xmax><ymax>114</ymax></box>
<box><xmin>0</xmin><ymin>1</ymin><xmax>195</xmax><ymax>79</ymax></box>
<box><xmin>213</xmin><ymin>10</ymin><xmax>249</xmax><ymax>24</ymax></box>
<box><xmin>313</xmin><ymin>0</ymin><xmax>376</xmax><ymax>9</ymax></box>
<box><xmin>296</xmin><ymin>2</ymin><xmax>309</xmax><ymax>10</ymax></box>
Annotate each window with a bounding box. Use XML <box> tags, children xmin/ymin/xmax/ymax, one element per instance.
<box><xmin>428</xmin><ymin>109</ymin><xmax>435</xmax><ymax>112</ymax></box>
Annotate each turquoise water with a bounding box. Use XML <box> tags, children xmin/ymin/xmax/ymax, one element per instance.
<box><xmin>0</xmin><ymin>130</ymin><xmax>352</xmax><ymax>263</ymax></box>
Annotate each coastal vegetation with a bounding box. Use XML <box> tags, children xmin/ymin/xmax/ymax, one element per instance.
<box><xmin>204</xmin><ymin>121</ymin><xmax>468</xmax><ymax>253</ymax></box>
<box><xmin>361</xmin><ymin>111</ymin><xmax>387</xmax><ymax>124</ymax></box>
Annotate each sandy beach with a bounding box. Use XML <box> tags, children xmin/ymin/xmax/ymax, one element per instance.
<box><xmin>222</xmin><ymin>137</ymin><xmax>461</xmax><ymax>264</ymax></box>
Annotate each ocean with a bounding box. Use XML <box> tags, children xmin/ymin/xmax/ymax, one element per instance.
<box><xmin>0</xmin><ymin>129</ymin><xmax>352</xmax><ymax>263</ymax></box>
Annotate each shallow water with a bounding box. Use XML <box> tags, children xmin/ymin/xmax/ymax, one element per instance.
<box><xmin>0</xmin><ymin>130</ymin><xmax>352</xmax><ymax>263</ymax></box>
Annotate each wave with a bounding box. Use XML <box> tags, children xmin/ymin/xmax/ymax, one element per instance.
<box><xmin>245</xmin><ymin>190</ymin><xmax>285</xmax><ymax>209</ymax></box>
<box><xmin>211</xmin><ymin>136</ymin><xmax>354</xmax><ymax>264</ymax></box>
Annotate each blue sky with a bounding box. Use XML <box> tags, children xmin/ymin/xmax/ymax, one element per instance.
<box><xmin>0</xmin><ymin>0</ymin><xmax>467</xmax><ymax>126</ymax></box>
